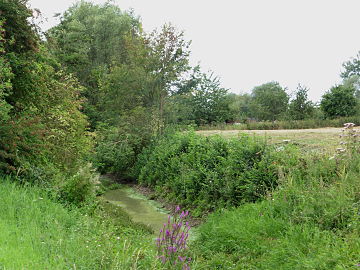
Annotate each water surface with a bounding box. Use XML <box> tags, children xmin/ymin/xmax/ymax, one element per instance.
<box><xmin>103</xmin><ymin>187</ymin><xmax>169</xmax><ymax>233</ymax></box>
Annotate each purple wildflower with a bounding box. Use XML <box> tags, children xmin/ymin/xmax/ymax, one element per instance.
<box><xmin>155</xmin><ymin>205</ymin><xmax>192</xmax><ymax>269</ymax></box>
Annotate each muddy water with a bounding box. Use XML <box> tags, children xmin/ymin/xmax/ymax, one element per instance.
<box><xmin>103</xmin><ymin>187</ymin><xmax>169</xmax><ymax>233</ymax></box>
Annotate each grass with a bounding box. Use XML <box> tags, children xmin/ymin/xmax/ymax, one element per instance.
<box><xmin>0</xmin><ymin>176</ymin><xmax>162</xmax><ymax>270</ymax></box>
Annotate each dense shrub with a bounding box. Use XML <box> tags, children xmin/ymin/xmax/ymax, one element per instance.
<box><xmin>93</xmin><ymin>123</ymin><xmax>153</xmax><ymax>179</ymax></box>
<box><xmin>134</xmin><ymin>131</ymin><xmax>296</xmax><ymax>215</ymax></box>
<box><xmin>193</xmin><ymin>153</ymin><xmax>360</xmax><ymax>269</ymax></box>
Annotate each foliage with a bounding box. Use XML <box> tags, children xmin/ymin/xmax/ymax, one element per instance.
<box><xmin>341</xmin><ymin>51</ymin><xmax>360</xmax><ymax>79</ymax></box>
<box><xmin>57</xmin><ymin>164</ymin><xmax>99</xmax><ymax>206</ymax></box>
<box><xmin>190</xmin><ymin>72</ymin><xmax>230</xmax><ymax>125</ymax></box>
<box><xmin>0</xmin><ymin>0</ymin><xmax>95</xmax><ymax>206</ymax></box>
<box><xmin>166</xmin><ymin>68</ymin><xmax>232</xmax><ymax>126</ymax></box>
<box><xmin>226</xmin><ymin>93</ymin><xmax>252</xmax><ymax>122</ymax></box>
<box><xmin>250</xmin><ymin>82</ymin><xmax>289</xmax><ymax>121</ymax></box>
<box><xmin>320</xmin><ymin>84</ymin><xmax>357</xmax><ymax>118</ymax></box>
<box><xmin>288</xmin><ymin>84</ymin><xmax>315</xmax><ymax>120</ymax></box>
<box><xmin>197</xmin><ymin>116</ymin><xmax>360</xmax><ymax>131</ymax></box>
<box><xmin>193</xmin><ymin>151</ymin><xmax>360</xmax><ymax>269</ymax></box>
<box><xmin>47</xmin><ymin>1</ymin><xmax>142</xmax><ymax>127</ymax></box>
<box><xmin>0</xmin><ymin>0</ymin><xmax>38</xmax><ymax>54</ymax></box>
<box><xmin>92</xmin><ymin>120</ymin><xmax>154</xmax><ymax>178</ymax></box>
<box><xmin>135</xmin><ymin>131</ymin><xmax>296</xmax><ymax>215</ymax></box>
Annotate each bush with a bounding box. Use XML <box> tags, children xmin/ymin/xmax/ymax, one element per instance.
<box><xmin>57</xmin><ymin>163</ymin><xmax>99</xmax><ymax>206</ymax></box>
<box><xmin>192</xmin><ymin>152</ymin><xmax>360</xmax><ymax>269</ymax></box>
<box><xmin>134</xmin><ymin>131</ymin><xmax>297</xmax><ymax>215</ymax></box>
<box><xmin>93</xmin><ymin>125</ymin><xmax>150</xmax><ymax>179</ymax></box>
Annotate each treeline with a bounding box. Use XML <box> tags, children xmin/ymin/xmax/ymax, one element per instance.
<box><xmin>178</xmin><ymin>77</ymin><xmax>360</xmax><ymax>126</ymax></box>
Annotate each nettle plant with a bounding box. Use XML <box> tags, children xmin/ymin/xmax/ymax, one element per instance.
<box><xmin>156</xmin><ymin>206</ymin><xmax>191</xmax><ymax>269</ymax></box>
<box><xmin>337</xmin><ymin>122</ymin><xmax>360</xmax><ymax>155</ymax></box>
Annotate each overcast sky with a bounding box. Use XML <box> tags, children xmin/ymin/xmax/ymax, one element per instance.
<box><xmin>28</xmin><ymin>0</ymin><xmax>360</xmax><ymax>102</ymax></box>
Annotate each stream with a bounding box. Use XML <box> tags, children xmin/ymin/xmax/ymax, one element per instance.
<box><xmin>103</xmin><ymin>187</ymin><xmax>169</xmax><ymax>233</ymax></box>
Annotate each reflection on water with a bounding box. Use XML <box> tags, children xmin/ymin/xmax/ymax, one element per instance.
<box><xmin>103</xmin><ymin>188</ymin><xmax>169</xmax><ymax>233</ymax></box>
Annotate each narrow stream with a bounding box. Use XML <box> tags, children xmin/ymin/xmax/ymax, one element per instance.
<box><xmin>103</xmin><ymin>187</ymin><xmax>169</xmax><ymax>233</ymax></box>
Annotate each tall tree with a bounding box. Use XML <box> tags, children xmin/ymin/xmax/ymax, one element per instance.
<box><xmin>320</xmin><ymin>84</ymin><xmax>357</xmax><ymax>118</ymax></box>
<box><xmin>0</xmin><ymin>0</ymin><xmax>90</xmax><ymax>178</ymax></box>
<box><xmin>341</xmin><ymin>52</ymin><xmax>360</xmax><ymax>79</ymax></box>
<box><xmin>250</xmin><ymin>82</ymin><xmax>289</xmax><ymax>121</ymax></box>
<box><xmin>288</xmin><ymin>84</ymin><xmax>314</xmax><ymax>120</ymax></box>
<box><xmin>47</xmin><ymin>1</ymin><xmax>141</xmax><ymax>127</ymax></box>
<box><xmin>227</xmin><ymin>93</ymin><xmax>252</xmax><ymax>122</ymax></box>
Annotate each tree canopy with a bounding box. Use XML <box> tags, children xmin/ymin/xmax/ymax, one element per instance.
<box><xmin>250</xmin><ymin>82</ymin><xmax>289</xmax><ymax>121</ymax></box>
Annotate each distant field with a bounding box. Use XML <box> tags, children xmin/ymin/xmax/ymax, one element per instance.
<box><xmin>197</xmin><ymin>127</ymin><xmax>342</xmax><ymax>153</ymax></box>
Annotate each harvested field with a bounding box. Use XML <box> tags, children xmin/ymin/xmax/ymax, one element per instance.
<box><xmin>197</xmin><ymin>127</ymin><xmax>343</xmax><ymax>153</ymax></box>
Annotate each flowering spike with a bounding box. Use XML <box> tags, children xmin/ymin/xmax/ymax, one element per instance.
<box><xmin>156</xmin><ymin>207</ymin><xmax>192</xmax><ymax>268</ymax></box>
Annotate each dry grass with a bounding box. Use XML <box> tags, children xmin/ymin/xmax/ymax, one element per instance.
<box><xmin>196</xmin><ymin>128</ymin><xmax>342</xmax><ymax>153</ymax></box>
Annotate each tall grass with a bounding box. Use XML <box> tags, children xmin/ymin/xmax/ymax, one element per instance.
<box><xmin>0</xmin><ymin>177</ymin><xmax>162</xmax><ymax>269</ymax></box>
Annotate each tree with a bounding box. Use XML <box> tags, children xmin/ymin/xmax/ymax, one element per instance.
<box><xmin>190</xmin><ymin>72</ymin><xmax>230</xmax><ymax>125</ymax></box>
<box><xmin>227</xmin><ymin>93</ymin><xmax>252</xmax><ymax>122</ymax></box>
<box><xmin>288</xmin><ymin>84</ymin><xmax>314</xmax><ymax>120</ymax></box>
<box><xmin>341</xmin><ymin>52</ymin><xmax>360</xmax><ymax>79</ymax></box>
<box><xmin>0</xmin><ymin>0</ymin><xmax>90</xmax><ymax>180</ymax></box>
<box><xmin>47</xmin><ymin>1</ymin><xmax>142</xmax><ymax>127</ymax></box>
<box><xmin>320</xmin><ymin>84</ymin><xmax>357</xmax><ymax>118</ymax></box>
<box><xmin>250</xmin><ymin>82</ymin><xmax>289</xmax><ymax>121</ymax></box>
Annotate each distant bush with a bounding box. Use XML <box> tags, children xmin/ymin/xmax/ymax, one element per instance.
<box><xmin>134</xmin><ymin>131</ymin><xmax>297</xmax><ymax>215</ymax></box>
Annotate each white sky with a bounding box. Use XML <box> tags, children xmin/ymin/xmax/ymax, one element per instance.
<box><xmin>28</xmin><ymin>0</ymin><xmax>360</xmax><ymax>102</ymax></box>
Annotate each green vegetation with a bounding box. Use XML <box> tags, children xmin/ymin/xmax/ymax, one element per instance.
<box><xmin>1</xmin><ymin>0</ymin><xmax>360</xmax><ymax>269</ymax></box>
<box><xmin>193</xmin><ymin>153</ymin><xmax>360</xmax><ymax>269</ymax></box>
<box><xmin>134</xmin><ymin>131</ymin><xmax>297</xmax><ymax>216</ymax></box>
<box><xmin>197</xmin><ymin>116</ymin><xmax>360</xmax><ymax>131</ymax></box>
<box><xmin>0</xmin><ymin>176</ymin><xmax>160</xmax><ymax>269</ymax></box>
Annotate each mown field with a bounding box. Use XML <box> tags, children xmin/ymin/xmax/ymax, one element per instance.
<box><xmin>197</xmin><ymin>127</ymin><xmax>342</xmax><ymax>153</ymax></box>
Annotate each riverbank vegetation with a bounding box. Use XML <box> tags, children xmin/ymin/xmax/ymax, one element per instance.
<box><xmin>0</xmin><ymin>176</ymin><xmax>161</xmax><ymax>269</ymax></box>
<box><xmin>1</xmin><ymin>0</ymin><xmax>360</xmax><ymax>269</ymax></box>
